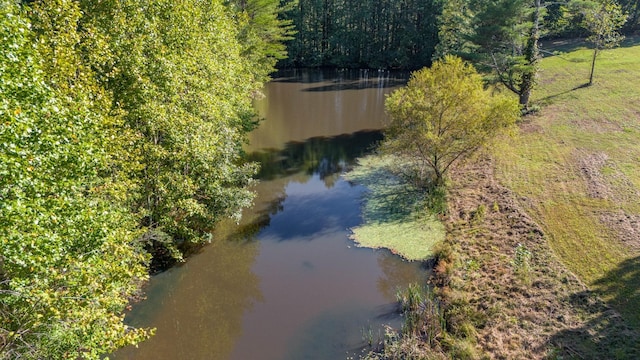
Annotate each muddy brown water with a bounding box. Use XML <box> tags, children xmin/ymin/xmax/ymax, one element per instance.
<box><xmin>113</xmin><ymin>69</ymin><xmax>428</xmax><ymax>360</ymax></box>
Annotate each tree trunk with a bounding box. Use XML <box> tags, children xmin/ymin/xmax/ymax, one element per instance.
<box><xmin>589</xmin><ymin>48</ymin><xmax>598</xmax><ymax>85</ymax></box>
<box><xmin>520</xmin><ymin>0</ymin><xmax>541</xmax><ymax>110</ymax></box>
<box><xmin>519</xmin><ymin>90</ymin><xmax>531</xmax><ymax>108</ymax></box>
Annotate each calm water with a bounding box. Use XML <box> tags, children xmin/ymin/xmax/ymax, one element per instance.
<box><xmin>113</xmin><ymin>69</ymin><xmax>426</xmax><ymax>360</ymax></box>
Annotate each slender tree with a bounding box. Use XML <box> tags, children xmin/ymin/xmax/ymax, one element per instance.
<box><xmin>582</xmin><ymin>0</ymin><xmax>628</xmax><ymax>85</ymax></box>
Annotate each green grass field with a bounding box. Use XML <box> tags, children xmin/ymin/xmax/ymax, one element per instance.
<box><xmin>494</xmin><ymin>38</ymin><xmax>640</xmax><ymax>328</ymax></box>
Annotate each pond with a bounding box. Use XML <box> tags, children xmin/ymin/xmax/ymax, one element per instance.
<box><xmin>113</xmin><ymin>69</ymin><xmax>427</xmax><ymax>360</ymax></box>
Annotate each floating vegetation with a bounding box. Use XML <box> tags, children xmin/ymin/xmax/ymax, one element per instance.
<box><xmin>344</xmin><ymin>154</ymin><xmax>445</xmax><ymax>260</ymax></box>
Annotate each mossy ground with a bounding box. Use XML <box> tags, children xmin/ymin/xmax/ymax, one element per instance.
<box><xmin>344</xmin><ymin>155</ymin><xmax>445</xmax><ymax>261</ymax></box>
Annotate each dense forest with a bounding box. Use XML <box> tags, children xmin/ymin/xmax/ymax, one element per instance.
<box><xmin>281</xmin><ymin>0</ymin><xmax>640</xmax><ymax>70</ymax></box>
<box><xmin>279</xmin><ymin>0</ymin><xmax>441</xmax><ymax>69</ymax></box>
<box><xmin>1</xmin><ymin>0</ymin><xmax>637</xmax><ymax>358</ymax></box>
<box><xmin>0</xmin><ymin>0</ymin><xmax>292</xmax><ymax>358</ymax></box>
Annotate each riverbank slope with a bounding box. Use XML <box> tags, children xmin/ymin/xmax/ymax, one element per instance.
<box><xmin>436</xmin><ymin>38</ymin><xmax>640</xmax><ymax>358</ymax></box>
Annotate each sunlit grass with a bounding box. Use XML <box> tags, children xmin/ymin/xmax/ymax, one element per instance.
<box><xmin>344</xmin><ymin>155</ymin><xmax>445</xmax><ymax>261</ymax></box>
<box><xmin>494</xmin><ymin>39</ymin><xmax>640</xmax><ymax>327</ymax></box>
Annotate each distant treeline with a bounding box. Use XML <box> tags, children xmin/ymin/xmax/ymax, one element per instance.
<box><xmin>280</xmin><ymin>0</ymin><xmax>442</xmax><ymax>69</ymax></box>
<box><xmin>280</xmin><ymin>0</ymin><xmax>640</xmax><ymax>70</ymax></box>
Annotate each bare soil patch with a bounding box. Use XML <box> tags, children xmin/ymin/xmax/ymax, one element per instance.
<box><xmin>438</xmin><ymin>155</ymin><xmax>640</xmax><ymax>359</ymax></box>
<box><xmin>600</xmin><ymin>211</ymin><xmax>640</xmax><ymax>252</ymax></box>
<box><xmin>519</xmin><ymin>120</ymin><xmax>545</xmax><ymax>134</ymax></box>
<box><xmin>576</xmin><ymin>151</ymin><xmax>612</xmax><ymax>199</ymax></box>
<box><xmin>570</xmin><ymin>118</ymin><xmax>624</xmax><ymax>133</ymax></box>
<box><xmin>575</xmin><ymin>149</ymin><xmax>640</xmax><ymax>203</ymax></box>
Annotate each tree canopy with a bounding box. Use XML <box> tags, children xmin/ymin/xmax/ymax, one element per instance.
<box><xmin>383</xmin><ymin>56</ymin><xmax>520</xmax><ymax>186</ymax></box>
<box><xmin>280</xmin><ymin>0</ymin><xmax>442</xmax><ymax>69</ymax></box>
<box><xmin>0</xmin><ymin>2</ymin><xmax>149</xmax><ymax>357</ymax></box>
<box><xmin>0</xmin><ymin>0</ymin><xmax>291</xmax><ymax>358</ymax></box>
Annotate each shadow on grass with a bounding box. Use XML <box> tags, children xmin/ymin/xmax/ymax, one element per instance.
<box><xmin>541</xmin><ymin>35</ymin><xmax>640</xmax><ymax>58</ymax></box>
<box><xmin>547</xmin><ymin>255</ymin><xmax>640</xmax><ymax>359</ymax></box>
<box><xmin>593</xmin><ymin>256</ymin><xmax>640</xmax><ymax>328</ymax></box>
<box><xmin>345</xmin><ymin>156</ymin><xmax>447</xmax><ymax>224</ymax></box>
<box><xmin>351</xmin><ymin>163</ymin><xmax>426</xmax><ymax>225</ymax></box>
<box><xmin>536</xmin><ymin>82</ymin><xmax>592</xmax><ymax>105</ymax></box>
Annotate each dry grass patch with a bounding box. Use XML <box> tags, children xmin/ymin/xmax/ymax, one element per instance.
<box><xmin>437</xmin><ymin>155</ymin><xmax>640</xmax><ymax>359</ymax></box>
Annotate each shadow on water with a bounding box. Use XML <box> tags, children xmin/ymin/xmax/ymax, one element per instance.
<box><xmin>547</xmin><ymin>255</ymin><xmax>640</xmax><ymax>359</ymax></box>
<box><xmin>114</xmin><ymin>238</ymin><xmax>264</xmax><ymax>360</ymax></box>
<box><xmin>271</xmin><ymin>68</ymin><xmax>409</xmax><ymax>91</ymax></box>
<box><xmin>281</xmin><ymin>303</ymin><xmax>397</xmax><ymax>360</ymax></box>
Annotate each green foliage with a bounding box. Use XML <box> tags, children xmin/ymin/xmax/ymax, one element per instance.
<box><xmin>470</xmin><ymin>204</ymin><xmax>486</xmax><ymax>225</ymax></box>
<box><xmin>512</xmin><ymin>243</ymin><xmax>533</xmax><ymax>284</ymax></box>
<box><xmin>1</xmin><ymin>0</ymin><xmax>290</xmax><ymax>357</ymax></box>
<box><xmin>581</xmin><ymin>0</ymin><xmax>628</xmax><ymax>84</ymax></box>
<box><xmin>281</xmin><ymin>0</ymin><xmax>442</xmax><ymax>69</ymax></box>
<box><xmin>0</xmin><ymin>2</ymin><xmax>150</xmax><ymax>358</ymax></box>
<box><xmin>229</xmin><ymin>0</ymin><xmax>297</xmax><ymax>83</ymax></box>
<box><xmin>80</xmin><ymin>0</ymin><xmax>274</xmax><ymax>257</ymax></box>
<box><xmin>433</xmin><ymin>0</ymin><xmax>475</xmax><ymax>60</ymax></box>
<box><xmin>383</xmin><ymin>56</ymin><xmax>520</xmax><ymax>186</ymax></box>
<box><xmin>618</xmin><ymin>0</ymin><xmax>640</xmax><ymax>30</ymax></box>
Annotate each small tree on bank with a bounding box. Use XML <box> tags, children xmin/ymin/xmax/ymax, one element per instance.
<box><xmin>383</xmin><ymin>56</ymin><xmax>520</xmax><ymax>187</ymax></box>
<box><xmin>582</xmin><ymin>1</ymin><xmax>628</xmax><ymax>85</ymax></box>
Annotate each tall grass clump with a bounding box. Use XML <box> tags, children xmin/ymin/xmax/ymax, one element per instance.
<box><xmin>363</xmin><ymin>284</ymin><xmax>448</xmax><ymax>360</ymax></box>
<box><xmin>397</xmin><ymin>284</ymin><xmax>446</xmax><ymax>346</ymax></box>
<box><xmin>512</xmin><ymin>243</ymin><xmax>533</xmax><ymax>285</ymax></box>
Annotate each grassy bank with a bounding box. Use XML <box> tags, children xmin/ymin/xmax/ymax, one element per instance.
<box><xmin>495</xmin><ymin>38</ymin><xmax>640</xmax><ymax>329</ymax></box>
<box><xmin>353</xmin><ymin>40</ymin><xmax>640</xmax><ymax>358</ymax></box>
<box><xmin>431</xmin><ymin>39</ymin><xmax>640</xmax><ymax>358</ymax></box>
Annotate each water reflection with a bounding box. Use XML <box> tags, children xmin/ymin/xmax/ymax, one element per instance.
<box><xmin>114</xmin><ymin>70</ymin><xmax>425</xmax><ymax>360</ymax></box>
<box><xmin>258</xmin><ymin>175</ymin><xmax>364</xmax><ymax>240</ymax></box>
<box><xmin>272</xmin><ymin>68</ymin><xmax>408</xmax><ymax>91</ymax></box>
<box><xmin>247</xmin><ymin>131</ymin><xmax>383</xmax><ymax>182</ymax></box>
<box><xmin>115</xmin><ymin>240</ymin><xmax>262</xmax><ymax>360</ymax></box>
<box><xmin>249</xmin><ymin>69</ymin><xmax>407</xmax><ymax>151</ymax></box>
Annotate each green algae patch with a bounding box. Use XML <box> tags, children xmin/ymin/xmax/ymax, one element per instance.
<box><xmin>344</xmin><ymin>155</ymin><xmax>445</xmax><ymax>260</ymax></box>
